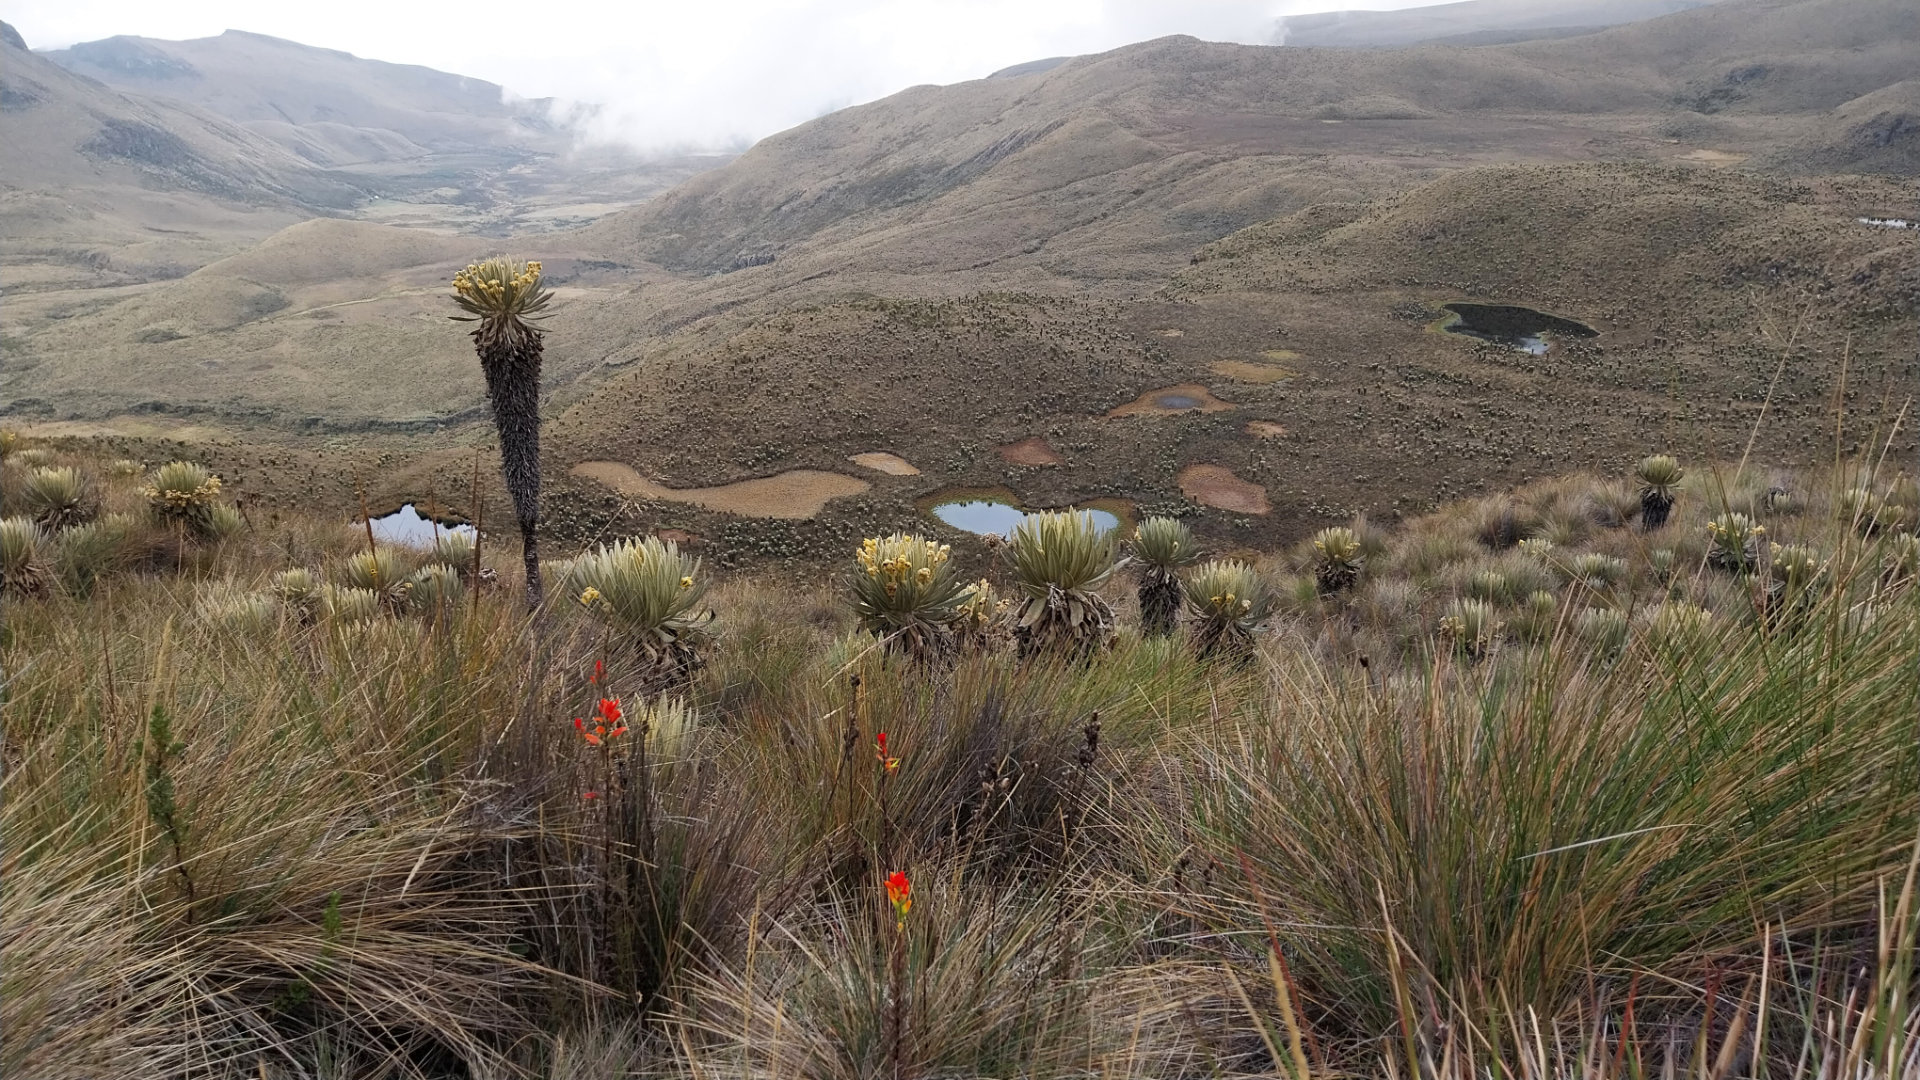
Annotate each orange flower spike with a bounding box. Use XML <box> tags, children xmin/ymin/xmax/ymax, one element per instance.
<box><xmin>885</xmin><ymin>871</ymin><xmax>912</xmax><ymax>928</ymax></box>
<box><xmin>875</xmin><ymin>732</ymin><xmax>900</xmax><ymax>773</ymax></box>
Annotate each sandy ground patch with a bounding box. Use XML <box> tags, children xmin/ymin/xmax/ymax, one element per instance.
<box><xmin>1155</xmin><ymin>328</ymin><xmax>1184</xmax><ymax>337</ymax></box>
<box><xmin>849</xmin><ymin>451</ymin><xmax>921</xmax><ymax>476</ymax></box>
<box><xmin>1210</xmin><ymin>360</ymin><xmax>1298</xmax><ymax>384</ymax></box>
<box><xmin>1179</xmin><ymin>464</ymin><xmax>1270</xmax><ymax>515</ymax></box>
<box><xmin>1260</xmin><ymin>349</ymin><xmax>1302</xmax><ymax>361</ymax></box>
<box><xmin>998</xmin><ymin>437</ymin><xmax>1066</xmax><ymax>466</ymax></box>
<box><xmin>1676</xmin><ymin>149</ymin><xmax>1749</xmax><ymax>167</ymax></box>
<box><xmin>1107</xmin><ymin>383</ymin><xmax>1236</xmax><ymax>418</ymax></box>
<box><xmin>1244</xmin><ymin>421</ymin><xmax>1289</xmax><ymax>439</ymax></box>
<box><xmin>572</xmin><ymin>462</ymin><xmax>870</xmax><ymax>519</ymax></box>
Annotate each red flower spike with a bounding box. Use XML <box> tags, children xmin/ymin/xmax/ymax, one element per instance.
<box><xmin>591</xmin><ymin>660</ymin><xmax>605</xmax><ymax>684</ymax></box>
<box><xmin>875</xmin><ymin>732</ymin><xmax>899</xmax><ymax>773</ymax></box>
<box><xmin>885</xmin><ymin>871</ymin><xmax>912</xmax><ymax>927</ymax></box>
<box><xmin>598</xmin><ymin>698</ymin><xmax>623</xmax><ymax>725</ymax></box>
<box><xmin>583</xmin><ymin>791</ymin><xmax>600</xmax><ymax>800</ymax></box>
<box><xmin>584</xmin><ymin>733</ymin><xmax>601</xmax><ymax>746</ymax></box>
<box><xmin>610</xmin><ymin>726</ymin><xmax>627</xmax><ymax>739</ymax></box>
<box><xmin>574</xmin><ymin>717</ymin><xmax>585</xmax><ymax>732</ymax></box>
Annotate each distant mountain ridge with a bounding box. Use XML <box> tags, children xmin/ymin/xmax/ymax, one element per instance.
<box><xmin>1278</xmin><ymin>0</ymin><xmax>1727</xmax><ymax>48</ymax></box>
<box><xmin>42</xmin><ymin>29</ymin><xmax>567</xmax><ymax>166</ymax></box>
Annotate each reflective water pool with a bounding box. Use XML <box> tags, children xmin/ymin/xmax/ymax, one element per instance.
<box><xmin>931</xmin><ymin>499</ymin><xmax>1120</xmax><ymax>539</ymax></box>
<box><xmin>360</xmin><ymin>504</ymin><xmax>476</xmax><ymax>548</ymax></box>
<box><xmin>1437</xmin><ymin>302</ymin><xmax>1597</xmax><ymax>355</ymax></box>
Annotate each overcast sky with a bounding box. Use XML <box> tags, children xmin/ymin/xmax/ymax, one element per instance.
<box><xmin>7</xmin><ymin>0</ymin><xmax>1432</xmax><ymax>147</ymax></box>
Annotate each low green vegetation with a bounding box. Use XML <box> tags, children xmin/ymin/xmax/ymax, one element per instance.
<box><xmin>4</xmin><ymin>434</ymin><xmax>1917</xmax><ymax>1079</ymax></box>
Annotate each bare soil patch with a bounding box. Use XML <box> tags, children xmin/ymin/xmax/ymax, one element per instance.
<box><xmin>1244</xmin><ymin>421</ymin><xmax>1289</xmax><ymax>439</ymax></box>
<box><xmin>571</xmin><ymin>462</ymin><xmax>870</xmax><ymax>519</ymax></box>
<box><xmin>998</xmin><ymin>437</ymin><xmax>1066</xmax><ymax>466</ymax></box>
<box><xmin>1107</xmin><ymin>383</ymin><xmax>1236</xmax><ymax>418</ymax></box>
<box><xmin>849</xmin><ymin>451</ymin><xmax>920</xmax><ymax>476</ymax></box>
<box><xmin>1179</xmin><ymin>464</ymin><xmax>1270</xmax><ymax>515</ymax></box>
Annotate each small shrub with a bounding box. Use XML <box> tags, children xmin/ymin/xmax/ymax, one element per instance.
<box><xmin>1006</xmin><ymin>510</ymin><xmax>1120</xmax><ymax>657</ymax></box>
<box><xmin>1</xmin><ymin>516</ymin><xmax>50</xmax><ymax>595</ymax></box>
<box><xmin>1633</xmin><ymin>455</ymin><xmax>1684</xmax><ymax>530</ymax></box>
<box><xmin>430</xmin><ymin>531</ymin><xmax>478</xmax><ymax>574</ymax></box>
<box><xmin>1310</xmin><ymin>526</ymin><xmax>1364</xmax><ymax>593</ymax></box>
<box><xmin>19</xmin><ymin>466</ymin><xmax>96</xmax><ymax>531</ymax></box>
<box><xmin>339</xmin><ymin>549</ymin><xmax>412</xmax><ymax>609</ymax></box>
<box><xmin>1466</xmin><ymin>568</ymin><xmax>1516</xmax><ymax>606</ymax></box>
<box><xmin>566</xmin><ymin>536</ymin><xmax>716</xmax><ymax>687</ymax></box>
<box><xmin>143</xmin><ymin>462</ymin><xmax>222</xmax><ymax>534</ymax></box>
<box><xmin>200</xmin><ymin>589</ymin><xmax>283</xmax><ymax>635</ymax></box>
<box><xmin>1705</xmin><ymin>512</ymin><xmax>1764</xmax><ymax>572</ymax></box>
<box><xmin>406</xmin><ymin>565</ymin><xmax>465</xmax><ymax>617</ymax></box>
<box><xmin>271</xmin><ymin>568</ymin><xmax>324</xmax><ymax>620</ymax></box>
<box><xmin>952</xmin><ymin>577</ymin><xmax>1011</xmax><ymax>654</ymax></box>
<box><xmin>1837</xmin><ymin>488</ymin><xmax>1884</xmax><ymax>536</ymax></box>
<box><xmin>1881</xmin><ymin>533</ymin><xmax>1919</xmax><ymax>591</ymax></box>
<box><xmin>1129</xmin><ymin>517</ymin><xmax>1199</xmax><ymax>637</ymax></box>
<box><xmin>1182</xmin><ymin>559</ymin><xmax>1275</xmax><ymax>662</ymax></box>
<box><xmin>849</xmin><ymin>533</ymin><xmax>967</xmax><ymax>662</ymax></box>
<box><xmin>1510</xmin><ymin>590</ymin><xmax>1559</xmax><ymax>643</ymax></box>
<box><xmin>320</xmin><ymin>585</ymin><xmax>380</xmax><ymax>624</ymax></box>
<box><xmin>1573</xmin><ymin>607</ymin><xmax>1630</xmax><ymax>658</ymax></box>
<box><xmin>203</xmin><ymin>504</ymin><xmax>245</xmax><ymax>543</ymax></box>
<box><xmin>1645</xmin><ymin>602</ymin><xmax>1717</xmax><ymax>655</ymax></box>
<box><xmin>1563</xmin><ymin>552</ymin><xmax>1628</xmax><ymax>594</ymax></box>
<box><xmin>54</xmin><ymin>519</ymin><xmax>132</xmax><ymax>596</ymax></box>
<box><xmin>1438</xmin><ymin>598</ymin><xmax>1500</xmax><ymax>657</ymax></box>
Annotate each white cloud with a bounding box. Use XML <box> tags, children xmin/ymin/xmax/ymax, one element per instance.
<box><xmin>7</xmin><ymin>0</ymin><xmax>1430</xmax><ymax>148</ymax></box>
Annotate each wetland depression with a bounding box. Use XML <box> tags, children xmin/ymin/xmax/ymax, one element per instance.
<box><xmin>1437</xmin><ymin>302</ymin><xmax>1596</xmax><ymax>355</ymax></box>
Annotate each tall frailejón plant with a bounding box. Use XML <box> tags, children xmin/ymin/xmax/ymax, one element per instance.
<box><xmin>1634</xmin><ymin>454</ymin><xmax>1684</xmax><ymax>531</ymax></box>
<box><xmin>450</xmin><ymin>257</ymin><xmax>552</xmax><ymax>608</ymax></box>
<box><xmin>1008</xmin><ymin>509</ymin><xmax>1121</xmax><ymax>657</ymax></box>
<box><xmin>1129</xmin><ymin>516</ymin><xmax>1198</xmax><ymax>637</ymax></box>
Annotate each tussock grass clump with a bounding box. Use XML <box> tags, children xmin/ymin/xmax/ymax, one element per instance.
<box><xmin>850</xmin><ymin>533</ymin><xmax>967</xmax><ymax>661</ymax></box>
<box><xmin>1006</xmin><ymin>509</ymin><xmax>1120</xmax><ymax>657</ymax></box>
<box><xmin>19</xmin><ymin>465</ymin><xmax>96</xmax><ymax>531</ymax></box>
<box><xmin>566</xmin><ymin>535</ymin><xmax>715</xmax><ymax>686</ymax></box>
<box><xmin>1129</xmin><ymin>516</ymin><xmax>1198</xmax><ymax>636</ymax></box>
<box><xmin>1182</xmin><ymin>558</ymin><xmax>1274</xmax><ymax>661</ymax></box>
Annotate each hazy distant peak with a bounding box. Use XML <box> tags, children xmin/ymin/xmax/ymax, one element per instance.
<box><xmin>2</xmin><ymin>20</ymin><xmax>28</xmax><ymax>51</ymax></box>
<box><xmin>987</xmin><ymin>57</ymin><xmax>1072</xmax><ymax>80</ymax></box>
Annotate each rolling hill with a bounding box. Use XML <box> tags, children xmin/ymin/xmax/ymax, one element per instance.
<box><xmin>1278</xmin><ymin>0</ymin><xmax>1724</xmax><ymax>48</ymax></box>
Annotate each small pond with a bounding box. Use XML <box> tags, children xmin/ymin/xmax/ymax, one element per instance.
<box><xmin>360</xmin><ymin>504</ymin><xmax>476</xmax><ymax>548</ymax></box>
<box><xmin>931</xmin><ymin>499</ymin><xmax>1120</xmax><ymax>539</ymax></box>
<box><xmin>1437</xmin><ymin>302</ymin><xmax>1597</xmax><ymax>355</ymax></box>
